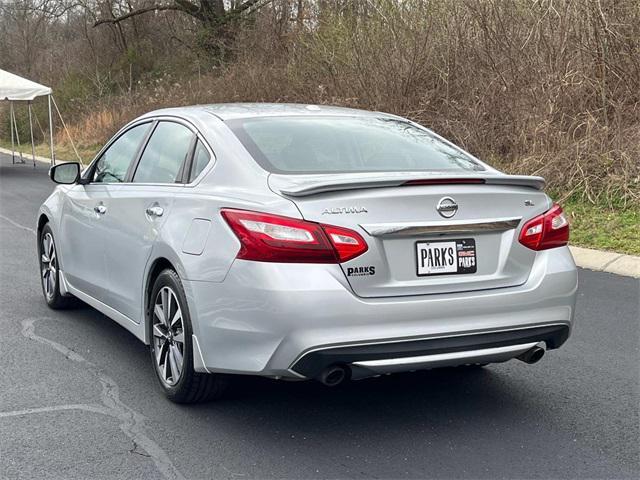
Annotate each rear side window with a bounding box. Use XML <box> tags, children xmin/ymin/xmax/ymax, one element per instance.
<box><xmin>229</xmin><ymin>116</ymin><xmax>484</xmax><ymax>174</ymax></box>
<box><xmin>188</xmin><ymin>140</ymin><xmax>211</xmax><ymax>182</ymax></box>
<box><xmin>133</xmin><ymin>122</ymin><xmax>194</xmax><ymax>184</ymax></box>
<box><xmin>92</xmin><ymin>123</ymin><xmax>150</xmax><ymax>183</ymax></box>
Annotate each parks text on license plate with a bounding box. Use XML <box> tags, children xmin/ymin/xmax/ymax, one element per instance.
<box><xmin>415</xmin><ymin>239</ymin><xmax>477</xmax><ymax>276</ymax></box>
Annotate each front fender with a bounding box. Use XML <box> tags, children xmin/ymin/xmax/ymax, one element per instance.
<box><xmin>37</xmin><ymin>187</ymin><xmax>67</xmax><ymax>268</ymax></box>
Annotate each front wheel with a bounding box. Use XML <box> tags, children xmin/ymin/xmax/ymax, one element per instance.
<box><xmin>39</xmin><ymin>224</ymin><xmax>75</xmax><ymax>309</ymax></box>
<box><xmin>148</xmin><ymin>269</ymin><xmax>228</xmax><ymax>403</ymax></box>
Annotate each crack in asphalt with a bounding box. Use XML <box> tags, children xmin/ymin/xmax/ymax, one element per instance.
<box><xmin>8</xmin><ymin>317</ymin><xmax>186</xmax><ymax>480</ymax></box>
<box><xmin>130</xmin><ymin>440</ymin><xmax>153</xmax><ymax>458</ymax></box>
<box><xmin>0</xmin><ymin>214</ymin><xmax>36</xmax><ymax>235</ymax></box>
<box><xmin>0</xmin><ymin>404</ymin><xmax>112</xmax><ymax>418</ymax></box>
<box><xmin>0</xmin><ymin>215</ymin><xmax>185</xmax><ymax>479</ymax></box>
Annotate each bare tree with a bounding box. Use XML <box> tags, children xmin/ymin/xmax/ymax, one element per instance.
<box><xmin>91</xmin><ymin>0</ymin><xmax>272</xmax><ymax>55</ymax></box>
<box><xmin>93</xmin><ymin>0</ymin><xmax>270</xmax><ymax>30</ymax></box>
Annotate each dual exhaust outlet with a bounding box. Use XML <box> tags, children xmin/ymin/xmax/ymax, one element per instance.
<box><xmin>317</xmin><ymin>364</ymin><xmax>351</xmax><ymax>387</ymax></box>
<box><xmin>516</xmin><ymin>344</ymin><xmax>546</xmax><ymax>364</ymax></box>
<box><xmin>315</xmin><ymin>344</ymin><xmax>546</xmax><ymax>386</ymax></box>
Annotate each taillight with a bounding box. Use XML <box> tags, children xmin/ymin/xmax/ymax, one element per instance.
<box><xmin>518</xmin><ymin>204</ymin><xmax>569</xmax><ymax>251</ymax></box>
<box><xmin>322</xmin><ymin>224</ymin><xmax>369</xmax><ymax>262</ymax></box>
<box><xmin>220</xmin><ymin>209</ymin><xmax>368</xmax><ymax>263</ymax></box>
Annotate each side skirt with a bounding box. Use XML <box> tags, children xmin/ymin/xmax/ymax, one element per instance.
<box><xmin>60</xmin><ymin>271</ymin><xmax>147</xmax><ymax>343</ymax></box>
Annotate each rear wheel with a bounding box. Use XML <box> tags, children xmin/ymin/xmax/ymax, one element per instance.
<box><xmin>148</xmin><ymin>269</ymin><xmax>228</xmax><ymax>403</ymax></box>
<box><xmin>39</xmin><ymin>224</ymin><xmax>75</xmax><ymax>309</ymax></box>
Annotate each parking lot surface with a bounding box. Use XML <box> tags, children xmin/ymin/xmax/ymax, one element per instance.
<box><xmin>1</xmin><ymin>153</ymin><xmax>638</xmax><ymax>479</ymax></box>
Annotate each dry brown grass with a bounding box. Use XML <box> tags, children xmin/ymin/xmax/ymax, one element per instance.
<box><xmin>52</xmin><ymin>0</ymin><xmax>639</xmax><ymax>205</ymax></box>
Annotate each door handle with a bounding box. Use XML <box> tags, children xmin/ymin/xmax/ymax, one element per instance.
<box><xmin>94</xmin><ymin>205</ymin><xmax>107</xmax><ymax>215</ymax></box>
<box><xmin>146</xmin><ymin>206</ymin><xmax>164</xmax><ymax>217</ymax></box>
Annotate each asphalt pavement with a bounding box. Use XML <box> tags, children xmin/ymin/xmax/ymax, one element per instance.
<box><xmin>0</xmin><ymin>153</ymin><xmax>638</xmax><ymax>479</ymax></box>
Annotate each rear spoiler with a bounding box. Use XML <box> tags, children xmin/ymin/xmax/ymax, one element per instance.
<box><xmin>269</xmin><ymin>172</ymin><xmax>546</xmax><ymax>197</ymax></box>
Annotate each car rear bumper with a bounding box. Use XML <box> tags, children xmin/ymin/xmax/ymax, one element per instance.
<box><xmin>184</xmin><ymin>246</ymin><xmax>577</xmax><ymax>378</ymax></box>
<box><xmin>290</xmin><ymin>323</ymin><xmax>569</xmax><ymax>379</ymax></box>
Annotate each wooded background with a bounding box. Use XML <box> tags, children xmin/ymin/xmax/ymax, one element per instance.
<box><xmin>1</xmin><ymin>0</ymin><xmax>638</xmax><ymax>206</ymax></box>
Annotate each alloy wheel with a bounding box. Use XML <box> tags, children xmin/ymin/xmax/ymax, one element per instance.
<box><xmin>41</xmin><ymin>232</ymin><xmax>57</xmax><ymax>299</ymax></box>
<box><xmin>152</xmin><ymin>286</ymin><xmax>185</xmax><ymax>386</ymax></box>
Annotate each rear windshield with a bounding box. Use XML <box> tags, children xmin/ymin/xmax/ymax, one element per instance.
<box><xmin>228</xmin><ymin>116</ymin><xmax>484</xmax><ymax>174</ymax></box>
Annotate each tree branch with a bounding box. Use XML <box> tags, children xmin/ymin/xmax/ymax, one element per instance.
<box><xmin>93</xmin><ymin>0</ymin><xmax>270</xmax><ymax>28</ymax></box>
<box><xmin>231</xmin><ymin>0</ymin><xmax>268</xmax><ymax>15</ymax></box>
<box><xmin>93</xmin><ymin>4</ymin><xmax>194</xmax><ymax>27</ymax></box>
<box><xmin>174</xmin><ymin>0</ymin><xmax>202</xmax><ymax>16</ymax></box>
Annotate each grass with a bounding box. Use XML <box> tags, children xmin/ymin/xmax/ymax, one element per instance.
<box><xmin>0</xmin><ymin>139</ymin><xmax>99</xmax><ymax>165</ymax></box>
<box><xmin>561</xmin><ymin>197</ymin><xmax>640</xmax><ymax>256</ymax></box>
<box><xmin>2</xmin><ymin>141</ymin><xmax>637</xmax><ymax>255</ymax></box>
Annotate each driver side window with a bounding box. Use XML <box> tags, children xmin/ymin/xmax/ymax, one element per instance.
<box><xmin>92</xmin><ymin>123</ymin><xmax>150</xmax><ymax>183</ymax></box>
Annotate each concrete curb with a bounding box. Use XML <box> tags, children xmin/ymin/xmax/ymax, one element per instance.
<box><xmin>569</xmin><ymin>246</ymin><xmax>640</xmax><ymax>279</ymax></box>
<box><xmin>2</xmin><ymin>147</ymin><xmax>637</xmax><ymax>278</ymax></box>
<box><xmin>0</xmin><ymin>146</ymin><xmax>53</xmax><ymax>166</ymax></box>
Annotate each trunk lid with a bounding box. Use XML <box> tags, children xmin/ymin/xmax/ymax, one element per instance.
<box><xmin>270</xmin><ymin>173</ymin><xmax>551</xmax><ymax>297</ymax></box>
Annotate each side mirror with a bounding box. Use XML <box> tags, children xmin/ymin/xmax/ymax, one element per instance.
<box><xmin>49</xmin><ymin>162</ymin><xmax>81</xmax><ymax>184</ymax></box>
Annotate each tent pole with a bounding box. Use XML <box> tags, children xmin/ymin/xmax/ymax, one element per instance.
<box><xmin>10</xmin><ymin>101</ymin><xmax>15</xmax><ymax>164</ymax></box>
<box><xmin>51</xmin><ymin>96</ymin><xmax>83</xmax><ymax>166</ymax></box>
<box><xmin>10</xmin><ymin>102</ymin><xmax>24</xmax><ymax>163</ymax></box>
<box><xmin>48</xmin><ymin>94</ymin><xmax>55</xmax><ymax>166</ymax></box>
<box><xmin>28</xmin><ymin>101</ymin><xmax>36</xmax><ymax>167</ymax></box>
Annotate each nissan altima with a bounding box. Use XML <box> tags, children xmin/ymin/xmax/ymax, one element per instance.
<box><xmin>38</xmin><ymin>104</ymin><xmax>578</xmax><ymax>403</ymax></box>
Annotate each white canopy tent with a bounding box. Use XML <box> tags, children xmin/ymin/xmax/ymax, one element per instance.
<box><xmin>0</xmin><ymin>69</ymin><xmax>52</xmax><ymax>100</ymax></box>
<box><xmin>0</xmin><ymin>69</ymin><xmax>55</xmax><ymax>166</ymax></box>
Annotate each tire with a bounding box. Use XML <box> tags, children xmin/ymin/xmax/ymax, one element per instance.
<box><xmin>39</xmin><ymin>223</ymin><xmax>76</xmax><ymax>309</ymax></box>
<box><xmin>148</xmin><ymin>268</ymin><xmax>228</xmax><ymax>403</ymax></box>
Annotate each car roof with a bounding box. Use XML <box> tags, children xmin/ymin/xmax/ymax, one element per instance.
<box><xmin>141</xmin><ymin>103</ymin><xmax>400</xmax><ymax>122</ymax></box>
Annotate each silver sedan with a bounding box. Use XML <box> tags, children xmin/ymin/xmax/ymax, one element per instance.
<box><xmin>38</xmin><ymin>104</ymin><xmax>577</xmax><ymax>403</ymax></box>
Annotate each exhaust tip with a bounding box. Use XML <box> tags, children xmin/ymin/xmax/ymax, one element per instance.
<box><xmin>517</xmin><ymin>345</ymin><xmax>545</xmax><ymax>364</ymax></box>
<box><xmin>318</xmin><ymin>364</ymin><xmax>350</xmax><ymax>387</ymax></box>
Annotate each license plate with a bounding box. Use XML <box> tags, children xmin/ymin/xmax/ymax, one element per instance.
<box><xmin>415</xmin><ymin>239</ymin><xmax>477</xmax><ymax>276</ymax></box>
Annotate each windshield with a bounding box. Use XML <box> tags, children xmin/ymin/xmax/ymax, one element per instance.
<box><xmin>229</xmin><ymin>116</ymin><xmax>484</xmax><ymax>174</ymax></box>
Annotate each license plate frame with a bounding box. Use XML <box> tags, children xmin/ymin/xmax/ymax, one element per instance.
<box><xmin>415</xmin><ymin>238</ymin><xmax>477</xmax><ymax>277</ymax></box>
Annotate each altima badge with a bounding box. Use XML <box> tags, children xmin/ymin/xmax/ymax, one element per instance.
<box><xmin>322</xmin><ymin>207</ymin><xmax>368</xmax><ymax>215</ymax></box>
<box><xmin>436</xmin><ymin>197</ymin><xmax>458</xmax><ymax>218</ymax></box>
